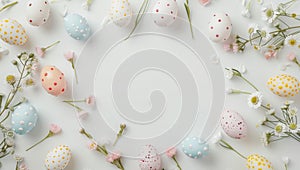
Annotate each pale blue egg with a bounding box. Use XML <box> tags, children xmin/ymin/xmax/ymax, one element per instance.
<box><xmin>64</xmin><ymin>13</ymin><xmax>91</xmax><ymax>41</ymax></box>
<box><xmin>11</xmin><ymin>102</ymin><xmax>38</xmax><ymax>135</ymax></box>
<box><xmin>181</xmin><ymin>136</ymin><xmax>209</xmax><ymax>159</ymax></box>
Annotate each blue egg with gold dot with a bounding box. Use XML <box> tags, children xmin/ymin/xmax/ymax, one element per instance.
<box><xmin>64</xmin><ymin>13</ymin><xmax>91</xmax><ymax>41</ymax></box>
<box><xmin>11</xmin><ymin>102</ymin><xmax>38</xmax><ymax>135</ymax></box>
<box><xmin>181</xmin><ymin>136</ymin><xmax>209</xmax><ymax>159</ymax></box>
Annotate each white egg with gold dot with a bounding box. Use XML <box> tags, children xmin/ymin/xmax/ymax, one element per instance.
<box><xmin>45</xmin><ymin>145</ymin><xmax>71</xmax><ymax>170</ymax></box>
<box><xmin>267</xmin><ymin>74</ymin><xmax>300</xmax><ymax>97</ymax></box>
<box><xmin>0</xmin><ymin>19</ymin><xmax>28</xmax><ymax>46</ymax></box>
<box><xmin>109</xmin><ymin>0</ymin><xmax>132</xmax><ymax>27</ymax></box>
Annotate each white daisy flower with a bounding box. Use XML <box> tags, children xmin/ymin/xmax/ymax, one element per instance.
<box><xmin>248</xmin><ymin>23</ymin><xmax>260</xmax><ymax>34</ymax></box>
<box><xmin>285</xmin><ymin>35</ymin><xmax>298</xmax><ymax>47</ymax></box>
<box><xmin>261</xmin><ymin>132</ymin><xmax>271</xmax><ymax>146</ymax></box>
<box><xmin>242</xmin><ymin>8</ymin><xmax>251</xmax><ymax>18</ymax></box>
<box><xmin>288</xmin><ymin>123</ymin><xmax>299</xmax><ymax>134</ymax></box>
<box><xmin>288</xmin><ymin>107</ymin><xmax>298</xmax><ymax>116</ymax></box>
<box><xmin>261</xmin><ymin>5</ymin><xmax>278</xmax><ymax>24</ymax></box>
<box><xmin>260</xmin><ymin>27</ymin><xmax>272</xmax><ymax>40</ymax></box>
<box><xmin>274</xmin><ymin>123</ymin><xmax>287</xmax><ymax>137</ymax></box>
<box><xmin>248</xmin><ymin>92</ymin><xmax>263</xmax><ymax>109</ymax></box>
<box><xmin>211</xmin><ymin>132</ymin><xmax>222</xmax><ymax>144</ymax></box>
<box><xmin>225</xmin><ymin>68</ymin><xmax>234</xmax><ymax>79</ymax></box>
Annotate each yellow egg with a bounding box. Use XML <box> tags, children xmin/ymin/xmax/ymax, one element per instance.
<box><xmin>0</xmin><ymin>19</ymin><xmax>28</xmax><ymax>46</ymax></box>
<box><xmin>267</xmin><ymin>74</ymin><xmax>300</xmax><ymax>97</ymax></box>
<box><xmin>246</xmin><ymin>154</ymin><xmax>273</xmax><ymax>170</ymax></box>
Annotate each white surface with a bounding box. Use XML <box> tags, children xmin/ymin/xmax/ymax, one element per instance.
<box><xmin>0</xmin><ymin>0</ymin><xmax>300</xmax><ymax>169</ymax></box>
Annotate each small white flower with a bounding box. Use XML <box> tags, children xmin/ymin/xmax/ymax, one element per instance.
<box><xmin>280</xmin><ymin>63</ymin><xmax>291</xmax><ymax>71</ymax></box>
<box><xmin>288</xmin><ymin>107</ymin><xmax>298</xmax><ymax>116</ymax></box>
<box><xmin>261</xmin><ymin>131</ymin><xmax>271</xmax><ymax>146</ymax></box>
<box><xmin>225</xmin><ymin>88</ymin><xmax>233</xmax><ymax>94</ymax></box>
<box><xmin>211</xmin><ymin>132</ymin><xmax>222</xmax><ymax>144</ymax></box>
<box><xmin>266</xmin><ymin>108</ymin><xmax>275</xmax><ymax>115</ymax></box>
<box><xmin>285</xmin><ymin>100</ymin><xmax>294</xmax><ymax>105</ymax></box>
<box><xmin>261</xmin><ymin>5</ymin><xmax>278</xmax><ymax>24</ymax></box>
<box><xmin>242</xmin><ymin>8</ymin><xmax>251</xmax><ymax>18</ymax></box>
<box><xmin>5</xmin><ymin>137</ymin><xmax>14</xmax><ymax>146</ymax></box>
<box><xmin>260</xmin><ymin>27</ymin><xmax>272</xmax><ymax>40</ymax></box>
<box><xmin>0</xmin><ymin>46</ymin><xmax>9</xmax><ymax>57</ymax></box>
<box><xmin>237</xmin><ymin>65</ymin><xmax>247</xmax><ymax>74</ymax></box>
<box><xmin>257</xmin><ymin>0</ymin><xmax>263</xmax><ymax>5</ymax></box>
<box><xmin>248</xmin><ymin>92</ymin><xmax>263</xmax><ymax>109</ymax></box>
<box><xmin>274</xmin><ymin>123</ymin><xmax>287</xmax><ymax>136</ymax></box>
<box><xmin>248</xmin><ymin>23</ymin><xmax>260</xmax><ymax>34</ymax></box>
<box><xmin>225</xmin><ymin>68</ymin><xmax>234</xmax><ymax>79</ymax></box>
<box><xmin>288</xmin><ymin>123</ymin><xmax>299</xmax><ymax>134</ymax></box>
<box><xmin>282</xmin><ymin>156</ymin><xmax>289</xmax><ymax>165</ymax></box>
<box><xmin>258</xmin><ymin>116</ymin><xmax>267</xmax><ymax>125</ymax></box>
<box><xmin>285</xmin><ymin>35</ymin><xmax>298</xmax><ymax>47</ymax></box>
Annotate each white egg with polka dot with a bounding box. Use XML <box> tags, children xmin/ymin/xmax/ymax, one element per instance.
<box><xmin>109</xmin><ymin>0</ymin><xmax>133</xmax><ymax>27</ymax></box>
<box><xmin>151</xmin><ymin>0</ymin><xmax>178</xmax><ymax>27</ymax></box>
<box><xmin>208</xmin><ymin>12</ymin><xmax>232</xmax><ymax>43</ymax></box>
<box><xmin>45</xmin><ymin>145</ymin><xmax>72</xmax><ymax>170</ymax></box>
<box><xmin>25</xmin><ymin>0</ymin><xmax>50</xmax><ymax>26</ymax></box>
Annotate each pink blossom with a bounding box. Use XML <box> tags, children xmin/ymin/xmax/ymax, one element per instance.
<box><xmin>232</xmin><ymin>43</ymin><xmax>239</xmax><ymax>53</ymax></box>
<box><xmin>106</xmin><ymin>152</ymin><xmax>121</xmax><ymax>163</ymax></box>
<box><xmin>64</xmin><ymin>51</ymin><xmax>75</xmax><ymax>61</ymax></box>
<box><xmin>223</xmin><ymin>44</ymin><xmax>231</xmax><ymax>52</ymax></box>
<box><xmin>166</xmin><ymin>147</ymin><xmax>177</xmax><ymax>158</ymax></box>
<box><xmin>264</xmin><ymin>50</ymin><xmax>277</xmax><ymax>60</ymax></box>
<box><xmin>199</xmin><ymin>0</ymin><xmax>211</xmax><ymax>6</ymax></box>
<box><xmin>50</xmin><ymin>124</ymin><xmax>62</xmax><ymax>134</ymax></box>
<box><xmin>86</xmin><ymin>95</ymin><xmax>95</xmax><ymax>105</ymax></box>
<box><xmin>287</xmin><ymin>52</ymin><xmax>296</xmax><ymax>61</ymax></box>
<box><xmin>19</xmin><ymin>162</ymin><xmax>28</xmax><ymax>170</ymax></box>
<box><xmin>77</xmin><ymin>110</ymin><xmax>89</xmax><ymax>119</ymax></box>
<box><xmin>87</xmin><ymin>140</ymin><xmax>97</xmax><ymax>150</ymax></box>
<box><xmin>35</xmin><ymin>47</ymin><xmax>45</xmax><ymax>57</ymax></box>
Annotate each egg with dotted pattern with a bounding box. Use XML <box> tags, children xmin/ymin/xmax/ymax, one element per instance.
<box><xmin>208</xmin><ymin>12</ymin><xmax>232</xmax><ymax>43</ymax></box>
<box><xmin>41</xmin><ymin>66</ymin><xmax>67</xmax><ymax>96</ymax></box>
<box><xmin>181</xmin><ymin>137</ymin><xmax>209</xmax><ymax>159</ymax></box>
<box><xmin>151</xmin><ymin>0</ymin><xmax>178</xmax><ymax>27</ymax></box>
<box><xmin>0</xmin><ymin>19</ymin><xmax>28</xmax><ymax>46</ymax></box>
<box><xmin>139</xmin><ymin>145</ymin><xmax>162</xmax><ymax>170</ymax></box>
<box><xmin>109</xmin><ymin>0</ymin><xmax>133</xmax><ymax>27</ymax></box>
<box><xmin>267</xmin><ymin>74</ymin><xmax>300</xmax><ymax>97</ymax></box>
<box><xmin>11</xmin><ymin>102</ymin><xmax>38</xmax><ymax>135</ymax></box>
<box><xmin>220</xmin><ymin>109</ymin><xmax>247</xmax><ymax>139</ymax></box>
<box><xmin>25</xmin><ymin>0</ymin><xmax>50</xmax><ymax>26</ymax></box>
<box><xmin>246</xmin><ymin>154</ymin><xmax>273</xmax><ymax>170</ymax></box>
<box><xmin>45</xmin><ymin>145</ymin><xmax>72</xmax><ymax>170</ymax></box>
<box><xmin>64</xmin><ymin>13</ymin><xmax>91</xmax><ymax>41</ymax></box>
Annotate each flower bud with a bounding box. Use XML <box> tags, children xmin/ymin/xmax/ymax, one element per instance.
<box><xmin>11</xmin><ymin>60</ymin><xmax>18</xmax><ymax>66</ymax></box>
<box><xmin>6</xmin><ymin>75</ymin><xmax>16</xmax><ymax>85</ymax></box>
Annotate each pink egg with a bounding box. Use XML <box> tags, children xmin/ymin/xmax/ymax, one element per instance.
<box><xmin>41</xmin><ymin>66</ymin><xmax>66</xmax><ymax>96</ymax></box>
<box><xmin>139</xmin><ymin>145</ymin><xmax>161</xmax><ymax>170</ymax></box>
<box><xmin>220</xmin><ymin>109</ymin><xmax>247</xmax><ymax>139</ymax></box>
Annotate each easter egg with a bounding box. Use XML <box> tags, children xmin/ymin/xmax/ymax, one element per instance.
<box><xmin>246</xmin><ymin>154</ymin><xmax>273</xmax><ymax>170</ymax></box>
<box><xmin>220</xmin><ymin>109</ymin><xmax>247</xmax><ymax>139</ymax></box>
<box><xmin>267</xmin><ymin>74</ymin><xmax>300</xmax><ymax>97</ymax></box>
<box><xmin>181</xmin><ymin>137</ymin><xmax>209</xmax><ymax>159</ymax></box>
<box><xmin>109</xmin><ymin>0</ymin><xmax>132</xmax><ymax>27</ymax></box>
<box><xmin>208</xmin><ymin>12</ymin><xmax>232</xmax><ymax>43</ymax></box>
<box><xmin>11</xmin><ymin>102</ymin><xmax>38</xmax><ymax>135</ymax></box>
<box><xmin>45</xmin><ymin>145</ymin><xmax>72</xmax><ymax>170</ymax></box>
<box><xmin>139</xmin><ymin>145</ymin><xmax>161</xmax><ymax>170</ymax></box>
<box><xmin>25</xmin><ymin>0</ymin><xmax>50</xmax><ymax>26</ymax></box>
<box><xmin>0</xmin><ymin>19</ymin><xmax>28</xmax><ymax>45</ymax></box>
<box><xmin>41</xmin><ymin>66</ymin><xmax>67</xmax><ymax>96</ymax></box>
<box><xmin>64</xmin><ymin>13</ymin><xmax>91</xmax><ymax>41</ymax></box>
<box><xmin>151</xmin><ymin>0</ymin><xmax>178</xmax><ymax>27</ymax></box>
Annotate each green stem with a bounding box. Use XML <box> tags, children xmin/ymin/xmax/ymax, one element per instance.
<box><xmin>0</xmin><ymin>1</ymin><xmax>18</xmax><ymax>12</ymax></box>
<box><xmin>219</xmin><ymin>140</ymin><xmax>247</xmax><ymax>160</ymax></box>
<box><xmin>63</xmin><ymin>101</ymin><xmax>82</xmax><ymax>111</ymax></box>
<box><xmin>270</xmin><ymin>26</ymin><xmax>300</xmax><ymax>34</ymax></box>
<box><xmin>239</xmin><ymin>76</ymin><xmax>259</xmax><ymax>91</ymax></box>
<box><xmin>43</xmin><ymin>41</ymin><xmax>60</xmax><ymax>50</ymax></box>
<box><xmin>285</xmin><ymin>163</ymin><xmax>288</xmax><ymax>170</ymax></box>
<box><xmin>0</xmin><ymin>111</ymin><xmax>10</xmax><ymax>124</ymax></box>
<box><xmin>71</xmin><ymin>60</ymin><xmax>78</xmax><ymax>84</ymax></box>
<box><xmin>172</xmin><ymin>156</ymin><xmax>182</xmax><ymax>170</ymax></box>
<box><xmin>184</xmin><ymin>0</ymin><xmax>194</xmax><ymax>38</ymax></box>
<box><xmin>230</xmin><ymin>89</ymin><xmax>252</xmax><ymax>95</ymax></box>
<box><xmin>26</xmin><ymin>132</ymin><xmax>53</xmax><ymax>151</ymax></box>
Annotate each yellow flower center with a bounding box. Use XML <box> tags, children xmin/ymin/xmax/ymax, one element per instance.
<box><xmin>275</xmin><ymin>125</ymin><xmax>283</xmax><ymax>133</ymax></box>
<box><xmin>289</xmin><ymin>123</ymin><xmax>297</xmax><ymax>130</ymax></box>
<box><xmin>266</xmin><ymin>9</ymin><xmax>274</xmax><ymax>18</ymax></box>
<box><xmin>289</xmin><ymin>39</ymin><xmax>297</xmax><ymax>46</ymax></box>
<box><xmin>251</xmin><ymin>96</ymin><xmax>258</xmax><ymax>104</ymax></box>
<box><xmin>291</xmin><ymin>13</ymin><xmax>297</xmax><ymax>18</ymax></box>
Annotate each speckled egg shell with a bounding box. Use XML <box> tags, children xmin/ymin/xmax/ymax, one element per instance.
<box><xmin>151</xmin><ymin>0</ymin><xmax>178</xmax><ymax>27</ymax></box>
<box><xmin>208</xmin><ymin>12</ymin><xmax>232</xmax><ymax>43</ymax></box>
<box><xmin>139</xmin><ymin>145</ymin><xmax>161</xmax><ymax>170</ymax></box>
<box><xmin>25</xmin><ymin>0</ymin><xmax>50</xmax><ymax>26</ymax></box>
<box><xmin>11</xmin><ymin>102</ymin><xmax>38</xmax><ymax>135</ymax></box>
<box><xmin>41</xmin><ymin>66</ymin><xmax>67</xmax><ymax>96</ymax></box>
<box><xmin>220</xmin><ymin>109</ymin><xmax>247</xmax><ymax>139</ymax></box>
<box><xmin>109</xmin><ymin>0</ymin><xmax>133</xmax><ymax>27</ymax></box>
<box><xmin>267</xmin><ymin>74</ymin><xmax>300</xmax><ymax>97</ymax></box>
<box><xmin>64</xmin><ymin>13</ymin><xmax>91</xmax><ymax>41</ymax></box>
<box><xmin>181</xmin><ymin>137</ymin><xmax>209</xmax><ymax>159</ymax></box>
<box><xmin>45</xmin><ymin>145</ymin><xmax>72</xmax><ymax>170</ymax></box>
<box><xmin>246</xmin><ymin>154</ymin><xmax>273</xmax><ymax>170</ymax></box>
<box><xmin>0</xmin><ymin>19</ymin><xmax>28</xmax><ymax>45</ymax></box>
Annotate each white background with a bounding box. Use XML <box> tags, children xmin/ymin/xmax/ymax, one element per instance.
<box><xmin>1</xmin><ymin>0</ymin><xmax>300</xmax><ymax>169</ymax></box>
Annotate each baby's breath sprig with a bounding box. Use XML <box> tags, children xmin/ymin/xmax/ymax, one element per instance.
<box><xmin>0</xmin><ymin>52</ymin><xmax>36</xmax><ymax>162</ymax></box>
<box><xmin>80</xmin><ymin>128</ymin><xmax>125</xmax><ymax>170</ymax></box>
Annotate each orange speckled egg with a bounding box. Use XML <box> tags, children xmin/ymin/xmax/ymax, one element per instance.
<box><xmin>267</xmin><ymin>74</ymin><xmax>300</xmax><ymax>97</ymax></box>
<box><xmin>41</xmin><ymin>66</ymin><xmax>66</xmax><ymax>96</ymax></box>
<box><xmin>0</xmin><ymin>19</ymin><xmax>28</xmax><ymax>45</ymax></box>
<box><xmin>246</xmin><ymin>154</ymin><xmax>273</xmax><ymax>170</ymax></box>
